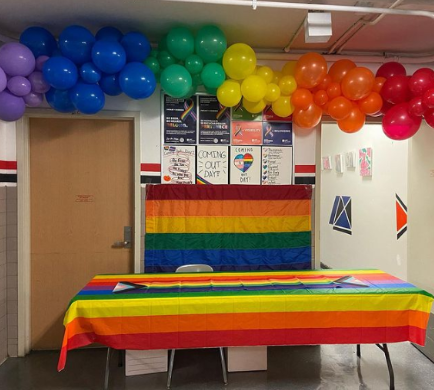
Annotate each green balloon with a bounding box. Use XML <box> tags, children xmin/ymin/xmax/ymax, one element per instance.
<box><xmin>150</xmin><ymin>49</ymin><xmax>159</xmax><ymax>58</ymax></box>
<box><xmin>158</xmin><ymin>50</ymin><xmax>176</xmax><ymax>68</ymax></box>
<box><xmin>201</xmin><ymin>63</ymin><xmax>226</xmax><ymax>89</ymax></box>
<box><xmin>205</xmin><ymin>86</ymin><xmax>217</xmax><ymax>95</ymax></box>
<box><xmin>191</xmin><ymin>73</ymin><xmax>203</xmax><ymax>87</ymax></box>
<box><xmin>158</xmin><ymin>36</ymin><xmax>168</xmax><ymax>51</ymax></box>
<box><xmin>144</xmin><ymin>57</ymin><xmax>160</xmax><ymax>74</ymax></box>
<box><xmin>166</xmin><ymin>27</ymin><xmax>194</xmax><ymax>60</ymax></box>
<box><xmin>161</xmin><ymin>64</ymin><xmax>192</xmax><ymax>98</ymax></box>
<box><xmin>195</xmin><ymin>25</ymin><xmax>227</xmax><ymax>63</ymax></box>
<box><xmin>185</xmin><ymin>54</ymin><xmax>204</xmax><ymax>75</ymax></box>
<box><xmin>181</xmin><ymin>84</ymin><xmax>198</xmax><ymax>99</ymax></box>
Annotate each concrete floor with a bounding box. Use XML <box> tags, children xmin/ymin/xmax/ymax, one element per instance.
<box><xmin>0</xmin><ymin>343</ymin><xmax>433</xmax><ymax>390</ymax></box>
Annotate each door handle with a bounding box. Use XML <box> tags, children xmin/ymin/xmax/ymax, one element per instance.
<box><xmin>112</xmin><ymin>241</ymin><xmax>130</xmax><ymax>248</ymax></box>
<box><xmin>112</xmin><ymin>226</ymin><xmax>132</xmax><ymax>249</ymax></box>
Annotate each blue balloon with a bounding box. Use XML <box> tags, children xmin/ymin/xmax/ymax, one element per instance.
<box><xmin>43</xmin><ymin>56</ymin><xmax>78</xmax><ymax>90</ymax></box>
<box><xmin>96</xmin><ymin>27</ymin><xmax>123</xmax><ymax>42</ymax></box>
<box><xmin>20</xmin><ymin>27</ymin><xmax>57</xmax><ymax>58</ymax></box>
<box><xmin>120</xmin><ymin>32</ymin><xmax>151</xmax><ymax>63</ymax></box>
<box><xmin>99</xmin><ymin>73</ymin><xmax>122</xmax><ymax>96</ymax></box>
<box><xmin>91</xmin><ymin>40</ymin><xmax>126</xmax><ymax>75</ymax></box>
<box><xmin>59</xmin><ymin>25</ymin><xmax>95</xmax><ymax>65</ymax></box>
<box><xmin>119</xmin><ymin>62</ymin><xmax>156</xmax><ymax>99</ymax></box>
<box><xmin>45</xmin><ymin>88</ymin><xmax>75</xmax><ymax>113</ymax></box>
<box><xmin>69</xmin><ymin>82</ymin><xmax>105</xmax><ymax>114</ymax></box>
<box><xmin>80</xmin><ymin>62</ymin><xmax>102</xmax><ymax>84</ymax></box>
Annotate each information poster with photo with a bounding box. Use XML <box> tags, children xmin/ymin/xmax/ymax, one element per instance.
<box><xmin>263</xmin><ymin>105</ymin><xmax>292</xmax><ymax>122</ymax></box>
<box><xmin>162</xmin><ymin>145</ymin><xmax>196</xmax><ymax>184</ymax></box>
<box><xmin>262</xmin><ymin>122</ymin><xmax>293</xmax><ymax>145</ymax></box>
<box><xmin>230</xmin><ymin>146</ymin><xmax>261</xmax><ymax>185</ymax></box>
<box><xmin>232</xmin><ymin>121</ymin><xmax>262</xmax><ymax>145</ymax></box>
<box><xmin>163</xmin><ymin>95</ymin><xmax>197</xmax><ymax>144</ymax></box>
<box><xmin>231</xmin><ymin>102</ymin><xmax>262</xmax><ymax>121</ymax></box>
<box><xmin>196</xmin><ymin>145</ymin><xmax>229</xmax><ymax>184</ymax></box>
<box><xmin>198</xmin><ymin>96</ymin><xmax>230</xmax><ymax>144</ymax></box>
<box><xmin>262</xmin><ymin>146</ymin><xmax>293</xmax><ymax>185</ymax></box>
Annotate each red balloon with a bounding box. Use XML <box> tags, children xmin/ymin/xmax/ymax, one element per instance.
<box><xmin>376</xmin><ymin>62</ymin><xmax>406</xmax><ymax>79</ymax></box>
<box><xmin>424</xmin><ymin>108</ymin><xmax>434</xmax><ymax>129</ymax></box>
<box><xmin>380</xmin><ymin>100</ymin><xmax>394</xmax><ymax>116</ymax></box>
<box><xmin>408</xmin><ymin>96</ymin><xmax>427</xmax><ymax>117</ymax></box>
<box><xmin>381</xmin><ymin>75</ymin><xmax>411</xmax><ymax>104</ymax></box>
<box><xmin>408</xmin><ymin>68</ymin><xmax>434</xmax><ymax>97</ymax></box>
<box><xmin>382</xmin><ymin>102</ymin><xmax>422</xmax><ymax>140</ymax></box>
<box><xmin>422</xmin><ymin>88</ymin><xmax>434</xmax><ymax>108</ymax></box>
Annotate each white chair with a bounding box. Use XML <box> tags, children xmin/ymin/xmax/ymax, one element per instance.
<box><xmin>167</xmin><ymin>264</ymin><xmax>228</xmax><ymax>389</ymax></box>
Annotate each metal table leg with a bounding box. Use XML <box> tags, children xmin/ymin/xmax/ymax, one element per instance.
<box><xmin>376</xmin><ymin>344</ymin><xmax>395</xmax><ymax>390</ymax></box>
<box><xmin>104</xmin><ymin>347</ymin><xmax>111</xmax><ymax>390</ymax></box>
<box><xmin>357</xmin><ymin>344</ymin><xmax>361</xmax><ymax>358</ymax></box>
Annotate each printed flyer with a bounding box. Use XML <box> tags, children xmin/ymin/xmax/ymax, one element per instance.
<box><xmin>232</xmin><ymin>121</ymin><xmax>262</xmax><ymax>145</ymax></box>
<box><xmin>163</xmin><ymin>95</ymin><xmax>197</xmax><ymax>144</ymax></box>
<box><xmin>198</xmin><ymin>95</ymin><xmax>230</xmax><ymax>144</ymax></box>
<box><xmin>262</xmin><ymin>121</ymin><xmax>293</xmax><ymax>145</ymax></box>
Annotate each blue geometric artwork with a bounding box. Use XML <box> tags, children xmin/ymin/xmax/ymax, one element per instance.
<box><xmin>329</xmin><ymin>196</ymin><xmax>352</xmax><ymax>235</ymax></box>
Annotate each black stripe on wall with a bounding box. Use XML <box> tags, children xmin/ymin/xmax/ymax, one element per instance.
<box><xmin>141</xmin><ymin>175</ymin><xmax>161</xmax><ymax>184</ymax></box>
<box><xmin>0</xmin><ymin>174</ymin><xmax>17</xmax><ymax>183</ymax></box>
<box><xmin>295</xmin><ymin>176</ymin><xmax>316</xmax><ymax>185</ymax></box>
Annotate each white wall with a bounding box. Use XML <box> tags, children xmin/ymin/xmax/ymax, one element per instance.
<box><xmin>319</xmin><ymin>123</ymin><xmax>408</xmax><ymax>280</ymax></box>
<box><xmin>408</xmin><ymin>122</ymin><xmax>434</xmax><ymax>312</ymax></box>
<box><xmin>0</xmin><ymin>121</ymin><xmax>16</xmax><ymax>162</ymax></box>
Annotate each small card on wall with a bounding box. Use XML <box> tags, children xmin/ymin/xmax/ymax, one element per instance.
<box><xmin>335</xmin><ymin>154</ymin><xmax>344</xmax><ymax>174</ymax></box>
<box><xmin>232</xmin><ymin>121</ymin><xmax>262</xmax><ymax>145</ymax></box>
<box><xmin>262</xmin><ymin>146</ymin><xmax>293</xmax><ymax>185</ymax></box>
<box><xmin>322</xmin><ymin>156</ymin><xmax>332</xmax><ymax>170</ymax></box>
<box><xmin>196</xmin><ymin>145</ymin><xmax>229</xmax><ymax>184</ymax></box>
<box><xmin>230</xmin><ymin>146</ymin><xmax>261</xmax><ymax>185</ymax></box>
<box><xmin>345</xmin><ymin>151</ymin><xmax>357</xmax><ymax>169</ymax></box>
<box><xmin>162</xmin><ymin>145</ymin><xmax>196</xmax><ymax>184</ymax></box>
<box><xmin>359</xmin><ymin>147</ymin><xmax>372</xmax><ymax>177</ymax></box>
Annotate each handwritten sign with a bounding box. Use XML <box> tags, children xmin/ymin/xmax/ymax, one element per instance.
<box><xmin>196</xmin><ymin>146</ymin><xmax>229</xmax><ymax>184</ymax></box>
<box><xmin>230</xmin><ymin>146</ymin><xmax>261</xmax><ymax>185</ymax></box>
<box><xmin>75</xmin><ymin>195</ymin><xmax>94</xmax><ymax>203</ymax></box>
<box><xmin>262</xmin><ymin>146</ymin><xmax>293</xmax><ymax>185</ymax></box>
<box><xmin>162</xmin><ymin>145</ymin><xmax>196</xmax><ymax>184</ymax></box>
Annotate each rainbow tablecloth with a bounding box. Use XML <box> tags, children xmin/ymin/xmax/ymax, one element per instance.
<box><xmin>58</xmin><ymin>269</ymin><xmax>433</xmax><ymax>371</ymax></box>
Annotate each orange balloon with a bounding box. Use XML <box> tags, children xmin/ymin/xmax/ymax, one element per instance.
<box><xmin>328</xmin><ymin>96</ymin><xmax>353</xmax><ymax>120</ymax></box>
<box><xmin>293</xmin><ymin>103</ymin><xmax>323</xmax><ymax>129</ymax></box>
<box><xmin>314</xmin><ymin>90</ymin><xmax>329</xmax><ymax>107</ymax></box>
<box><xmin>358</xmin><ymin>92</ymin><xmax>383</xmax><ymax>115</ymax></box>
<box><xmin>291</xmin><ymin>88</ymin><xmax>313</xmax><ymax>110</ymax></box>
<box><xmin>341</xmin><ymin>67</ymin><xmax>375</xmax><ymax>101</ymax></box>
<box><xmin>322</xmin><ymin>102</ymin><xmax>330</xmax><ymax>115</ymax></box>
<box><xmin>328</xmin><ymin>59</ymin><xmax>356</xmax><ymax>83</ymax></box>
<box><xmin>337</xmin><ymin>107</ymin><xmax>366</xmax><ymax>133</ymax></box>
<box><xmin>294</xmin><ymin>52</ymin><xmax>327</xmax><ymax>89</ymax></box>
<box><xmin>373</xmin><ymin>76</ymin><xmax>387</xmax><ymax>93</ymax></box>
<box><xmin>326</xmin><ymin>82</ymin><xmax>341</xmax><ymax>99</ymax></box>
<box><xmin>317</xmin><ymin>74</ymin><xmax>332</xmax><ymax>91</ymax></box>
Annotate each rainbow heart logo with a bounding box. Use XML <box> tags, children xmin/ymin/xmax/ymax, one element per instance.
<box><xmin>234</xmin><ymin>153</ymin><xmax>254</xmax><ymax>172</ymax></box>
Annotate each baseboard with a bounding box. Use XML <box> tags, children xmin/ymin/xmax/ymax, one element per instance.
<box><xmin>414</xmin><ymin>313</ymin><xmax>434</xmax><ymax>363</ymax></box>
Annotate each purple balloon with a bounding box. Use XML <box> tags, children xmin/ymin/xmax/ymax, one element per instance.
<box><xmin>0</xmin><ymin>67</ymin><xmax>6</xmax><ymax>92</ymax></box>
<box><xmin>7</xmin><ymin>76</ymin><xmax>31</xmax><ymax>97</ymax></box>
<box><xmin>28</xmin><ymin>71</ymin><xmax>50</xmax><ymax>94</ymax></box>
<box><xmin>0</xmin><ymin>90</ymin><xmax>26</xmax><ymax>121</ymax></box>
<box><xmin>24</xmin><ymin>91</ymin><xmax>43</xmax><ymax>107</ymax></box>
<box><xmin>0</xmin><ymin>43</ymin><xmax>35</xmax><ymax>77</ymax></box>
<box><xmin>36</xmin><ymin>55</ymin><xmax>49</xmax><ymax>71</ymax></box>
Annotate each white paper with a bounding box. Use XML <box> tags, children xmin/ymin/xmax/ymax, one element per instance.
<box><xmin>261</xmin><ymin>146</ymin><xmax>293</xmax><ymax>185</ymax></box>
<box><xmin>162</xmin><ymin>145</ymin><xmax>196</xmax><ymax>184</ymax></box>
<box><xmin>230</xmin><ymin>146</ymin><xmax>261</xmax><ymax>185</ymax></box>
<box><xmin>196</xmin><ymin>145</ymin><xmax>229</xmax><ymax>184</ymax></box>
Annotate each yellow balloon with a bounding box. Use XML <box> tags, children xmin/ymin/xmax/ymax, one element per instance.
<box><xmin>243</xmin><ymin>97</ymin><xmax>266</xmax><ymax>114</ymax></box>
<box><xmin>279</xmin><ymin>75</ymin><xmax>297</xmax><ymax>96</ymax></box>
<box><xmin>217</xmin><ymin>80</ymin><xmax>242</xmax><ymax>107</ymax></box>
<box><xmin>256</xmin><ymin>66</ymin><xmax>274</xmax><ymax>84</ymax></box>
<box><xmin>222</xmin><ymin>43</ymin><xmax>257</xmax><ymax>80</ymax></box>
<box><xmin>282</xmin><ymin>61</ymin><xmax>297</xmax><ymax>76</ymax></box>
<box><xmin>241</xmin><ymin>75</ymin><xmax>267</xmax><ymax>103</ymax></box>
<box><xmin>272</xmin><ymin>70</ymin><xmax>283</xmax><ymax>85</ymax></box>
<box><xmin>265</xmin><ymin>83</ymin><xmax>281</xmax><ymax>102</ymax></box>
<box><xmin>272</xmin><ymin>96</ymin><xmax>294</xmax><ymax>118</ymax></box>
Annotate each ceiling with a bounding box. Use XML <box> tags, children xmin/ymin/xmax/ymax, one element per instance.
<box><xmin>0</xmin><ymin>0</ymin><xmax>434</xmax><ymax>58</ymax></box>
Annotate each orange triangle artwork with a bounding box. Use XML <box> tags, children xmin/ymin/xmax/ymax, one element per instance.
<box><xmin>396</xmin><ymin>194</ymin><xmax>407</xmax><ymax>239</ymax></box>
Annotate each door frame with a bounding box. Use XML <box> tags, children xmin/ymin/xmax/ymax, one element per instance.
<box><xmin>16</xmin><ymin>109</ymin><xmax>142</xmax><ymax>356</ymax></box>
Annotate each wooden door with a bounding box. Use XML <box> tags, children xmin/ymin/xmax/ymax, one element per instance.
<box><xmin>30</xmin><ymin>118</ymin><xmax>134</xmax><ymax>350</ymax></box>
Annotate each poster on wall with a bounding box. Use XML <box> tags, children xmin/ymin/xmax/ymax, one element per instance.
<box><xmin>230</xmin><ymin>146</ymin><xmax>261</xmax><ymax>185</ymax></box>
<box><xmin>335</xmin><ymin>154</ymin><xmax>344</xmax><ymax>174</ymax></box>
<box><xmin>262</xmin><ymin>146</ymin><xmax>293</xmax><ymax>185</ymax></box>
<box><xmin>345</xmin><ymin>151</ymin><xmax>357</xmax><ymax>169</ymax></box>
<box><xmin>163</xmin><ymin>95</ymin><xmax>197</xmax><ymax>144</ymax></box>
<box><xmin>198</xmin><ymin>95</ymin><xmax>230</xmax><ymax>144</ymax></box>
<box><xmin>262</xmin><ymin>122</ymin><xmax>293</xmax><ymax>145</ymax></box>
<box><xmin>263</xmin><ymin>106</ymin><xmax>292</xmax><ymax>122</ymax></box>
<box><xmin>231</xmin><ymin>101</ymin><xmax>262</xmax><ymax>121</ymax></box>
<box><xmin>359</xmin><ymin>147</ymin><xmax>372</xmax><ymax>177</ymax></box>
<box><xmin>162</xmin><ymin>145</ymin><xmax>196</xmax><ymax>184</ymax></box>
<box><xmin>196</xmin><ymin>145</ymin><xmax>229</xmax><ymax>184</ymax></box>
<box><xmin>322</xmin><ymin>156</ymin><xmax>332</xmax><ymax>170</ymax></box>
<box><xmin>232</xmin><ymin>121</ymin><xmax>262</xmax><ymax>145</ymax></box>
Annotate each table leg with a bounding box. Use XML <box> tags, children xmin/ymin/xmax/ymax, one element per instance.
<box><xmin>118</xmin><ymin>349</ymin><xmax>124</xmax><ymax>368</ymax></box>
<box><xmin>357</xmin><ymin>344</ymin><xmax>361</xmax><ymax>358</ymax></box>
<box><xmin>104</xmin><ymin>347</ymin><xmax>111</xmax><ymax>390</ymax></box>
<box><xmin>167</xmin><ymin>349</ymin><xmax>175</xmax><ymax>389</ymax></box>
<box><xmin>376</xmin><ymin>344</ymin><xmax>395</xmax><ymax>390</ymax></box>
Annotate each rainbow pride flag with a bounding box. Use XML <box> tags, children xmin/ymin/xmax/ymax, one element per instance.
<box><xmin>144</xmin><ymin>184</ymin><xmax>313</xmax><ymax>273</ymax></box>
<box><xmin>58</xmin><ymin>269</ymin><xmax>434</xmax><ymax>371</ymax></box>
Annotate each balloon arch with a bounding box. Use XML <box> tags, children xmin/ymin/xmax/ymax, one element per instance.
<box><xmin>0</xmin><ymin>24</ymin><xmax>433</xmax><ymax>140</ymax></box>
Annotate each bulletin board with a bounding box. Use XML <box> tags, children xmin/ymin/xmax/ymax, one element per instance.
<box><xmin>161</xmin><ymin>93</ymin><xmax>294</xmax><ymax>185</ymax></box>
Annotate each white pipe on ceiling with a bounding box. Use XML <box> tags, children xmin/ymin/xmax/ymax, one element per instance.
<box><xmin>162</xmin><ymin>0</ymin><xmax>434</xmax><ymax>20</ymax></box>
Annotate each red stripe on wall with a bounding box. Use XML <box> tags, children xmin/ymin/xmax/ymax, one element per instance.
<box><xmin>0</xmin><ymin>160</ymin><xmax>17</xmax><ymax>170</ymax></box>
<box><xmin>141</xmin><ymin>163</ymin><xmax>161</xmax><ymax>172</ymax></box>
<box><xmin>295</xmin><ymin>165</ymin><xmax>316</xmax><ymax>174</ymax></box>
